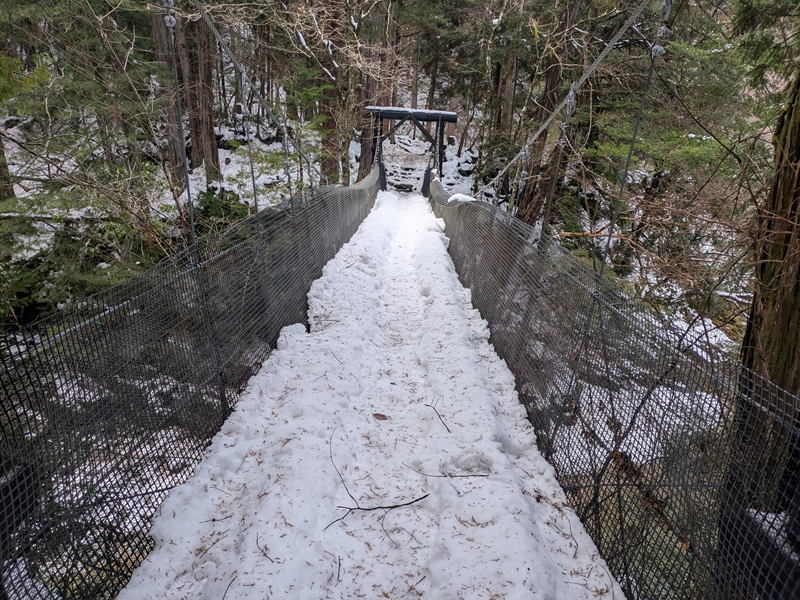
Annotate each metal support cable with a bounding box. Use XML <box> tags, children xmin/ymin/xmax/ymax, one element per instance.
<box><xmin>240</xmin><ymin>75</ymin><xmax>260</xmax><ymax>213</ymax></box>
<box><xmin>436</xmin><ymin>114</ymin><xmax>444</xmax><ymax>176</ymax></box>
<box><xmin>478</xmin><ymin>0</ymin><xmax>653</xmax><ymax>198</ymax></box>
<box><xmin>282</xmin><ymin>107</ymin><xmax>294</xmax><ymax>197</ymax></box>
<box><xmin>191</xmin><ymin>0</ymin><xmax>323</xmax><ymax>187</ymax></box>
<box><xmin>597</xmin><ymin>58</ymin><xmax>654</xmax><ymax>280</ymax></box>
<box><xmin>539</xmin><ymin>144</ymin><xmax>565</xmax><ymax>236</ymax></box>
<box><xmin>560</xmin><ymin>0</ymin><xmax>672</xmax><ymax>444</ymax></box>
<box><xmin>244</xmin><ymin>118</ymin><xmax>259</xmax><ymax>211</ymax></box>
<box><xmin>163</xmin><ymin>0</ymin><xmax>196</xmax><ymax>244</ymax></box>
<box><xmin>598</xmin><ymin>0</ymin><xmax>672</xmax><ymax>278</ymax></box>
<box><xmin>538</xmin><ymin>90</ymin><xmax>578</xmax><ymax>232</ymax></box>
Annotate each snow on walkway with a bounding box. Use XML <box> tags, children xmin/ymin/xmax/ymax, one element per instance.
<box><xmin>120</xmin><ymin>192</ymin><xmax>621</xmax><ymax>599</ymax></box>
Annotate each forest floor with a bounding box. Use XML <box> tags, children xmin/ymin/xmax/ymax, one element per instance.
<box><xmin>119</xmin><ymin>191</ymin><xmax>621</xmax><ymax>599</ymax></box>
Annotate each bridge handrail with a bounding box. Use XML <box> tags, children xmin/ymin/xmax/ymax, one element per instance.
<box><xmin>0</xmin><ymin>166</ymin><xmax>380</xmax><ymax>600</ymax></box>
<box><xmin>427</xmin><ymin>177</ymin><xmax>800</xmax><ymax>600</ymax></box>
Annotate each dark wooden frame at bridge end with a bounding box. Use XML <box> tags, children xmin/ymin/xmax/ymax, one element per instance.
<box><xmin>365</xmin><ymin>107</ymin><xmax>457</xmax><ymax>191</ymax></box>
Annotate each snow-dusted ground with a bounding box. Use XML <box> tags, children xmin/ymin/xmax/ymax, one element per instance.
<box><xmin>374</xmin><ymin>132</ymin><xmax>478</xmax><ymax>197</ymax></box>
<box><xmin>120</xmin><ymin>191</ymin><xmax>621</xmax><ymax>599</ymax></box>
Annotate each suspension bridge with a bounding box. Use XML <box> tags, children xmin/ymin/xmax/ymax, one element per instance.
<box><xmin>1</xmin><ymin>0</ymin><xmax>799</xmax><ymax>598</ymax></box>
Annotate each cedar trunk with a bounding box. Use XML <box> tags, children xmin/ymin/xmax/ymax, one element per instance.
<box><xmin>151</xmin><ymin>13</ymin><xmax>187</xmax><ymax>206</ymax></box>
<box><xmin>739</xmin><ymin>70</ymin><xmax>800</xmax><ymax>514</ymax></box>
<box><xmin>196</xmin><ymin>18</ymin><xmax>221</xmax><ymax>183</ymax></box>
<box><xmin>742</xmin><ymin>71</ymin><xmax>800</xmax><ymax>396</ymax></box>
<box><xmin>719</xmin><ymin>74</ymin><xmax>800</xmax><ymax>599</ymax></box>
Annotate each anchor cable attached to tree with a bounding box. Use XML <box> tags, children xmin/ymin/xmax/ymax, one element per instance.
<box><xmin>477</xmin><ymin>0</ymin><xmax>655</xmax><ymax>200</ymax></box>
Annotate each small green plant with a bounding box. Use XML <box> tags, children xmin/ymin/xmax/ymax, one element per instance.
<box><xmin>197</xmin><ymin>187</ymin><xmax>248</xmax><ymax>223</ymax></box>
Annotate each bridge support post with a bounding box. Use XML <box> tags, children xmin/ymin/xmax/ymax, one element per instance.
<box><xmin>437</xmin><ymin>121</ymin><xmax>445</xmax><ymax>178</ymax></box>
<box><xmin>376</xmin><ymin>117</ymin><xmax>386</xmax><ymax>191</ymax></box>
<box><xmin>364</xmin><ymin>107</ymin><xmax>457</xmax><ymax>194</ymax></box>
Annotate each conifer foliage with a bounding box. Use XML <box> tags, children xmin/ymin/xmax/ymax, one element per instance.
<box><xmin>0</xmin><ymin>0</ymin><xmax>796</xmax><ymax>397</ymax></box>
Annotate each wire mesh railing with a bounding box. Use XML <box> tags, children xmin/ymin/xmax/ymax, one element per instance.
<box><xmin>0</xmin><ymin>168</ymin><xmax>379</xmax><ymax>599</ymax></box>
<box><xmin>428</xmin><ymin>178</ymin><xmax>800</xmax><ymax>600</ymax></box>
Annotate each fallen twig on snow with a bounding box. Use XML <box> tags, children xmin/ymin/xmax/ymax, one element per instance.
<box><xmin>327</xmin><ymin>427</ymin><xmax>429</xmax><ymax>533</ymax></box>
<box><xmin>325</xmin><ymin>494</ymin><xmax>430</xmax><ymax>530</ymax></box>
<box><xmin>255</xmin><ymin>532</ymin><xmax>274</xmax><ymax>563</ymax></box>
<box><xmin>403</xmin><ymin>463</ymin><xmax>489</xmax><ymax>478</ymax></box>
<box><xmin>424</xmin><ymin>396</ymin><xmax>451</xmax><ymax>433</ymax></box>
<box><xmin>222</xmin><ymin>575</ymin><xmax>237</xmax><ymax>600</ymax></box>
<box><xmin>329</xmin><ymin>427</ymin><xmax>360</xmax><ymax>508</ymax></box>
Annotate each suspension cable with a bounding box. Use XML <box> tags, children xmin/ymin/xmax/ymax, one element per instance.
<box><xmin>598</xmin><ymin>0</ymin><xmax>672</xmax><ymax>278</ymax></box>
<box><xmin>478</xmin><ymin>0</ymin><xmax>653</xmax><ymax>199</ymax></box>
<box><xmin>163</xmin><ymin>0</ymin><xmax>196</xmax><ymax>244</ymax></box>
<box><xmin>191</xmin><ymin>0</ymin><xmax>324</xmax><ymax>188</ymax></box>
<box><xmin>559</xmin><ymin>0</ymin><xmax>673</xmax><ymax>423</ymax></box>
<box><xmin>239</xmin><ymin>74</ymin><xmax>260</xmax><ymax>213</ymax></box>
<box><xmin>538</xmin><ymin>89</ymin><xmax>578</xmax><ymax>232</ymax></box>
<box><xmin>597</xmin><ymin>61</ymin><xmax>654</xmax><ymax>279</ymax></box>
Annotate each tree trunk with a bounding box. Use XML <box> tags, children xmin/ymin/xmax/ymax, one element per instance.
<box><xmin>358</xmin><ymin>64</ymin><xmax>378</xmax><ymax>181</ymax></box>
<box><xmin>411</xmin><ymin>33</ymin><xmax>420</xmax><ymax>139</ymax></box>
<box><xmin>318</xmin><ymin>0</ymin><xmax>346</xmax><ymax>183</ymax></box>
<box><xmin>517</xmin><ymin>0</ymin><xmax>584</xmax><ymax>226</ymax></box>
<box><xmin>218</xmin><ymin>48</ymin><xmax>228</xmax><ymax>126</ymax></box>
<box><xmin>196</xmin><ymin>17</ymin><xmax>221</xmax><ymax>184</ymax></box>
<box><xmin>743</xmin><ymin>71</ymin><xmax>800</xmax><ymax>396</ymax></box>
<box><xmin>741</xmin><ymin>69</ymin><xmax>800</xmax><ymax>503</ymax></box>
<box><xmin>151</xmin><ymin>13</ymin><xmax>187</xmax><ymax>205</ymax></box>
<box><xmin>174</xmin><ymin>16</ymin><xmax>202</xmax><ymax>169</ymax></box>
<box><xmin>0</xmin><ymin>137</ymin><xmax>16</xmax><ymax>202</ymax></box>
<box><xmin>426</xmin><ymin>55</ymin><xmax>438</xmax><ymax>134</ymax></box>
<box><xmin>501</xmin><ymin>50</ymin><xmax>516</xmax><ymax>132</ymax></box>
<box><xmin>720</xmin><ymin>73</ymin><xmax>800</xmax><ymax>600</ymax></box>
<box><xmin>320</xmin><ymin>82</ymin><xmax>339</xmax><ymax>182</ymax></box>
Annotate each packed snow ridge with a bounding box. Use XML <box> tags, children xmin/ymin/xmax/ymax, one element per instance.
<box><xmin>120</xmin><ymin>192</ymin><xmax>621</xmax><ymax>599</ymax></box>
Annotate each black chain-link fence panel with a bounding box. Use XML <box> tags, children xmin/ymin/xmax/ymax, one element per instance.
<box><xmin>0</xmin><ymin>168</ymin><xmax>379</xmax><ymax>599</ymax></box>
<box><xmin>428</xmin><ymin>179</ymin><xmax>800</xmax><ymax>600</ymax></box>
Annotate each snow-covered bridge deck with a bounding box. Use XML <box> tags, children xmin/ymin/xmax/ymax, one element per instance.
<box><xmin>119</xmin><ymin>192</ymin><xmax>620</xmax><ymax>599</ymax></box>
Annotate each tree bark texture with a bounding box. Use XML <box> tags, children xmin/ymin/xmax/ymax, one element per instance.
<box><xmin>174</xmin><ymin>15</ymin><xmax>202</xmax><ymax>169</ymax></box>
<box><xmin>320</xmin><ymin>82</ymin><xmax>339</xmax><ymax>182</ymax></box>
<box><xmin>0</xmin><ymin>138</ymin><xmax>16</xmax><ymax>202</ymax></box>
<box><xmin>358</xmin><ymin>63</ymin><xmax>378</xmax><ymax>181</ymax></box>
<box><xmin>196</xmin><ymin>17</ymin><xmax>221</xmax><ymax>183</ymax></box>
<box><xmin>319</xmin><ymin>0</ymin><xmax>345</xmax><ymax>183</ymax></box>
<box><xmin>742</xmin><ymin>71</ymin><xmax>800</xmax><ymax>397</ymax></box>
<box><xmin>738</xmin><ymin>71</ymin><xmax>800</xmax><ymax>515</ymax></box>
<box><xmin>517</xmin><ymin>0</ymin><xmax>584</xmax><ymax>226</ymax></box>
<box><xmin>151</xmin><ymin>13</ymin><xmax>186</xmax><ymax>202</ymax></box>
